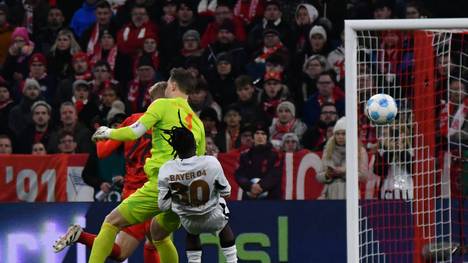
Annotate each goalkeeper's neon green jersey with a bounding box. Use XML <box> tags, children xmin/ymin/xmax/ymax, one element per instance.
<box><xmin>109</xmin><ymin>97</ymin><xmax>206</xmax><ymax>179</ymax></box>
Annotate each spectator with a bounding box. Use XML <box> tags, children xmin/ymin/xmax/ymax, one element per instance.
<box><xmin>20</xmin><ymin>0</ymin><xmax>50</xmax><ymax>37</ymax></box>
<box><xmin>88</xmin><ymin>29</ymin><xmax>131</xmax><ymax>86</ymax></box>
<box><xmin>373</xmin><ymin>0</ymin><xmax>394</xmax><ymax>19</ymax></box>
<box><xmin>269</xmin><ymin>101</ymin><xmax>307</xmax><ymax>149</ymax></box>
<box><xmin>189</xmin><ymin>81</ymin><xmax>222</xmax><ymax>120</ymax></box>
<box><xmin>235</xmin><ymin>123</ymin><xmax>282</xmax><ymax>200</ymax></box>
<box><xmin>257</xmin><ymin>70</ymin><xmax>290</xmax><ymax>124</ymax></box>
<box><xmin>28</xmin><ymin>53</ymin><xmax>56</xmax><ymax>104</ymax></box>
<box><xmin>327</xmin><ymin>31</ymin><xmax>345</xmax><ymax>84</ymax></box>
<box><xmin>205</xmin><ymin>135</ymin><xmax>220</xmax><ymax>157</ymax></box>
<box><xmin>447</xmin><ymin>78</ymin><xmax>468</xmax><ymax>150</ymax></box>
<box><xmin>305</xmin><ymin>25</ymin><xmax>330</xmax><ymax>59</ymax></box>
<box><xmin>375</xmin><ymin>126</ymin><xmax>413</xmax><ymax>199</ymax></box>
<box><xmin>206</xmin><ymin>52</ymin><xmax>238</xmax><ymax>109</ymax></box>
<box><xmin>169</xmin><ymin>30</ymin><xmax>204</xmax><ymax>70</ymax></box>
<box><xmin>116</xmin><ymin>4</ymin><xmax>158</xmax><ymax>57</ymax></box>
<box><xmin>236</xmin><ymin>124</ymin><xmax>255</xmax><ymax>152</ymax></box>
<box><xmin>0</xmin><ymin>77</ymin><xmax>13</xmax><ymax>136</ymax></box>
<box><xmin>202</xmin><ymin>19</ymin><xmax>247</xmax><ymax>75</ymax></box>
<box><xmin>303</xmin><ymin>70</ymin><xmax>345</xmax><ymax>127</ymax></box>
<box><xmin>200</xmin><ymin>1</ymin><xmax>246</xmax><ymax>48</ymax></box>
<box><xmin>35</xmin><ymin>7</ymin><xmax>66</xmax><ymax>53</ymax></box>
<box><xmin>56</xmin><ymin>51</ymin><xmax>93</xmax><ymax>103</ymax></box>
<box><xmin>247</xmin><ymin>0</ymin><xmax>291</xmax><ymax>52</ymax></box>
<box><xmin>298</xmin><ymin>55</ymin><xmax>330</xmax><ymax>108</ymax></box>
<box><xmin>291</xmin><ymin>3</ymin><xmax>319</xmax><ymax>55</ymax></box>
<box><xmin>17</xmin><ymin>100</ymin><xmax>53</xmax><ymax>153</ymax></box>
<box><xmin>248</xmin><ymin>28</ymin><xmax>289</xmax><ymax>80</ymax></box>
<box><xmin>0</xmin><ymin>134</ymin><xmax>12</xmax><ymax>154</ymax></box>
<box><xmin>8</xmin><ymin>78</ymin><xmax>42</xmax><ymax>138</ymax></box>
<box><xmin>405</xmin><ymin>1</ymin><xmax>428</xmax><ymax>19</ymax></box>
<box><xmin>317</xmin><ymin>117</ymin><xmax>369</xmax><ymax>199</ymax></box>
<box><xmin>81</xmin><ymin>113</ymin><xmax>125</xmax><ymax>199</ymax></box>
<box><xmin>98</xmin><ymin>84</ymin><xmax>123</xmax><ymax>119</ymax></box>
<box><xmin>106</xmin><ymin>100</ymin><xmax>126</xmax><ymax>123</ymax></box>
<box><xmin>160</xmin><ymin>0</ymin><xmax>178</xmax><ymax>26</ymax></box>
<box><xmin>232</xmin><ymin>0</ymin><xmax>264</xmax><ymax>27</ymax></box>
<box><xmin>72</xmin><ymin>79</ymin><xmax>100</xmax><ymax>129</ymax></box>
<box><xmin>47</xmin><ymin>29</ymin><xmax>82</xmax><ymax>80</ymax></box>
<box><xmin>70</xmin><ymin>0</ymin><xmax>97</xmax><ymax>38</ymax></box>
<box><xmin>215</xmin><ymin>105</ymin><xmax>242</xmax><ymax>153</ymax></box>
<box><xmin>31</xmin><ymin>142</ymin><xmax>47</xmax><ymax>155</ymax></box>
<box><xmin>159</xmin><ymin>0</ymin><xmax>204</xmax><ymax>73</ymax></box>
<box><xmin>57</xmin><ymin>130</ymin><xmax>78</xmax><ymax>154</ymax></box>
<box><xmin>89</xmin><ymin>60</ymin><xmax>120</xmax><ymax>98</ymax></box>
<box><xmin>280</xmin><ymin>133</ymin><xmax>302</xmax><ymax>153</ymax></box>
<box><xmin>302</xmin><ymin>102</ymin><xmax>338</xmax><ymax>151</ymax></box>
<box><xmin>2</xmin><ymin>27</ymin><xmax>34</xmax><ymax>84</ymax></box>
<box><xmin>231</xmin><ymin>74</ymin><xmax>263</xmax><ymax>127</ymax></box>
<box><xmin>199</xmin><ymin>107</ymin><xmax>219</xmax><ymax>138</ymax></box>
<box><xmin>81</xmin><ymin>0</ymin><xmax>118</xmax><ymax>55</ymax></box>
<box><xmin>0</xmin><ymin>4</ymin><xmax>14</xmax><ymax>68</ymax></box>
<box><xmin>47</xmin><ymin>102</ymin><xmax>93</xmax><ymax>153</ymax></box>
<box><xmin>127</xmin><ymin>54</ymin><xmax>160</xmax><ymax>113</ymax></box>
<box><xmin>132</xmin><ymin>33</ymin><xmax>160</xmax><ymax>76</ymax></box>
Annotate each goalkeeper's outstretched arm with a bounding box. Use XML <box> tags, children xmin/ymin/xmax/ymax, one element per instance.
<box><xmin>92</xmin><ymin>100</ymin><xmax>162</xmax><ymax>141</ymax></box>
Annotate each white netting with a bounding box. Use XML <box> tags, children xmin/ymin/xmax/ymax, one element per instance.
<box><xmin>354</xmin><ymin>29</ymin><xmax>468</xmax><ymax>262</ymax></box>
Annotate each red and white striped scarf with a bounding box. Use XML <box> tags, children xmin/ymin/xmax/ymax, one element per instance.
<box><xmin>254</xmin><ymin>42</ymin><xmax>283</xmax><ymax>63</ymax></box>
<box><xmin>127</xmin><ymin>79</ymin><xmax>151</xmax><ymax>113</ymax></box>
<box><xmin>448</xmin><ymin>97</ymin><xmax>468</xmax><ymax>136</ymax></box>
<box><xmin>234</xmin><ymin>0</ymin><xmax>259</xmax><ymax>24</ymax></box>
<box><xmin>90</xmin><ymin>46</ymin><xmax>118</xmax><ymax>72</ymax></box>
<box><xmin>87</xmin><ymin>23</ymin><xmax>100</xmax><ymax>56</ymax></box>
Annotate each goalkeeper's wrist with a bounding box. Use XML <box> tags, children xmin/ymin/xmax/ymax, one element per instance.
<box><xmin>106</xmin><ymin>128</ymin><xmax>115</xmax><ymax>138</ymax></box>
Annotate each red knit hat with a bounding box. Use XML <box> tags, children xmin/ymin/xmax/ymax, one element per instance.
<box><xmin>72</xmin><ymin>52</ymin><xmax>89</xmax><ymax>63</ymax></box>
<box><xmin>29</xmin><ymin>53</ymin><xmax>47</xmax><ymax>67</ymax></box>
<box><xmin>264</xmin><ymin>70</ymin><xmax>282</xmax><ymax>82</ymax></box>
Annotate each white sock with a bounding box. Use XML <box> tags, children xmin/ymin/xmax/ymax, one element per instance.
<box><xmin>187</xmin><ymin>250</ymin><xmax>202</xmax><ymax>263</ymax></box>
<box><xmin>222</xmin><ymin>245</ymin><xmax>237</xmax><ymax>263</ymax></box>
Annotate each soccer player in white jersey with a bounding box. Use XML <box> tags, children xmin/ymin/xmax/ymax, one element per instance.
<box><xmin>157</xmin><ymin>119</ymin><xmax>238</xmax><ymax>263</ymax></box>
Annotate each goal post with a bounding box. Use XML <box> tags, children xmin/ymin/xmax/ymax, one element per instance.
<box><xmin>345</xmin><ymin>18</ymin><xmax>468</xmax><ymax>263</ymax></box>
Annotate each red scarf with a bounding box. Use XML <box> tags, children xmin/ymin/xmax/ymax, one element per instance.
<box><xmin>275</xmin><ymin>119</ymin><xmax>296</xmax><ymax>133</ymax></box>
<box><xmin>234</xmin><ymin>0</ymin><xmax>259</xmax><ymax>24</ymax></box>
<box><xmin>75</xmin><ymin>71</ymin><xmax>93</xmax><ymax>81</ymax></box>
<box><xmin>90</xmin><ymin>46</ymin><xmax>118</xmax><ymax>72</ymax></box>
<box><xmin>128</xmin><ymin>79</ymin><xmax>152</xmax><ymax>113</ymax></box>
<box><xmin>227</xmin><ymin>128</ymin><xmax>239</xmax><ymax>151</ymax></box>
<box><xmin>87</xmin><ymin>23</ymin><xmax>100</xmax><ymax>56</ymax></box>
<box><xmin>255</xmin><ymin>42</ymin><xmax>283</xmax><ymax>63</ymax></box>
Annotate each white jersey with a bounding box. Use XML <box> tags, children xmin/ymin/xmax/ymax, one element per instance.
<box><xmin>158</xmin><ymin>155</ymin><xmax>231</xmax><ymax>216</ymax></box>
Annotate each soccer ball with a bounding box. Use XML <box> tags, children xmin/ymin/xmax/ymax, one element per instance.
<box><xmin>366</xmin><ymin>94</ymin><xmax>398</xmax><ymax>124</ymax></box>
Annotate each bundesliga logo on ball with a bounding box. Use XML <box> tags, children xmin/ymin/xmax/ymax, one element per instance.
<box><xmin>365</xmin><ymin>94</ymin><xmax>398</xmax><ymax>124</ymax></box>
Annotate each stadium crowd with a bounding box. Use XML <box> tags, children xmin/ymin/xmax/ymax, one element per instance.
<box><xmin>0</xmin><ymin>0</ymin><xmax>466</xmax><ymax>200</ymax></box>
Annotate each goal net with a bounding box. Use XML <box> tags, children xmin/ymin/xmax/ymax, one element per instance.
<box><xmin>345</xmin><ymin>19</ymin><xmax>468</xmax><ymax>263</ymax></box>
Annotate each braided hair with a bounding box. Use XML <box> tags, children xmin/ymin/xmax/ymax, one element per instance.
<box><xmin>161</xmin><ymin>110</ymin><xmax>196</xmax><ymax>159</ymax></box>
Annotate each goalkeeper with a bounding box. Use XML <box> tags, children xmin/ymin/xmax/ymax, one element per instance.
<box><xmin>89</xmin><ymin>68</ymin><xmax>205</xmax><ymax>263</ymax></box>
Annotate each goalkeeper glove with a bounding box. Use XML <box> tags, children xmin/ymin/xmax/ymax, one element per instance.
<box><xmin>92</xmin><ymin>126</ymin><xmax>113</xmax><ymax>142</ymax></box>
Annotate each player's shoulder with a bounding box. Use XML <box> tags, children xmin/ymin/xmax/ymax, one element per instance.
<box><xmin>201</xmin><ymin>155</ymin><xmax>222</xmax><ymax>168</ymax></box>
<box><xmin>159</xmin><ymin>159</ymin><xmax>177</xmax><ymax>174</ymax></box>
